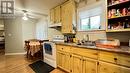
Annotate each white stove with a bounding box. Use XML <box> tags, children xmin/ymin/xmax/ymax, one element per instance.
<box><xmin>43</xmin><ymin>35</ymin><xmax>64</xmax><ymax>68</ymax></box>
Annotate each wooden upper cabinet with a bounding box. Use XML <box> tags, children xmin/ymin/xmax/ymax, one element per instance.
<box><xmin>54</xmin><ymin>6</ymin><xmax>61</xmax><ymax>23</ymax></box>
<box><xmin>50</xmin><ymin>5</ymin><xmax>61</xmax><ymax>24</ymax></box>
<box><xmin>61</xmin><ymin>0</ymin><xmax>76</xmax><ymax>34</ymax></box>
<box><xmin>50</xmin><ymin>9</ymin><xmax>55</xmax><ymax>24</ymax></box>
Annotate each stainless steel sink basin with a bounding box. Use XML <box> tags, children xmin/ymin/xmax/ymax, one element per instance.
<box><xmin>77</xmin><ymin>41</ymin><xmax>95</xmax><ymax>46</ymax></box>
<box><xmin>82</xmin><ymin>41</ymin><xmax>95</xmax><ymax>46</ymax></box>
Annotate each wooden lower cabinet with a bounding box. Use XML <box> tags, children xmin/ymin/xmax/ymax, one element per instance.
<box><xmin>56</xmin><ymin>45</ymin><xmax>130</xmax><ymax>73</ymax></box>
<box><xmin>57</xmin><ymin>51</ymin><xmax>64</xmax><ymax>68</ymax></box>
<box><xmin>82</xmin><ymin>57</ymin><xmax>97</xmax><ymax>73</ymax></box>
<box><xmin>72</xmin><ymin>54</ymin><xmax>82</xmax><ymax>73</ymax></box>
<box><xmin>98</xmin><ymin>62</ymin><xmax>130</xmax><ymax>73</ymax></box>
<box><xmin>57</xmin><ymin>51</ymin><xmax>71</xmax><ymax>72</ymax></box>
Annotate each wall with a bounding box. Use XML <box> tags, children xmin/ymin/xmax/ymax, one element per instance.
<box><xmin>5</xmin><ymin>17</ymin><xmax>24</xmax><ymax>53</ymax></box>
<box><xmin>5</xmin><ymin>17</ymin><xmax>37</xmax><ymax>53</ymax></box>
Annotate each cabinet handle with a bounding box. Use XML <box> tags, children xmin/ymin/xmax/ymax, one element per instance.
<box><xmin>114</xmin><ymin>58</ymin><xmax>117</xmax><ymax>61</ymax></box>
<box><xmin>97</xmin><ymin>62</ymin><xmax>99</xmax><ymax>65</ymax></box>
<box><xmin>94</xmin><ymin>53</ymin><xmax>98</xmax><ymax>55</ymax></box>
<box><xmin>83</xmin><ymin>59</ymin><xmax>86</xmax><ymax>61</ymax></box>
<box><xmin>62</xmin><ymin>48</ymin><xmax>63</xmax><ymax>50</ymax></box>
<box><xmin>70</xmin><ymin>70</ymin><xmax>72</xmax><ymax>72</ymax></box>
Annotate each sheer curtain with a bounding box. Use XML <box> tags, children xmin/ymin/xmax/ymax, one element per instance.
<box><xmin>36</xmin><ymin>17</ymin><xmax>48</xmax><ymax>40</ymax></box>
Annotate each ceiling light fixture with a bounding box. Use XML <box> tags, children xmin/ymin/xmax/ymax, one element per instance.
<box><xmin>22</xmin><ymin>12</ymin><xmax>28</xmax><ymax>20</ymax></box>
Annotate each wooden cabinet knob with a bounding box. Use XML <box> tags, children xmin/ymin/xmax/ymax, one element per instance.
<box><xmin>114</xmin><ymin>58</ymin><xmax>117</xmax><ymax>61</ymax></box>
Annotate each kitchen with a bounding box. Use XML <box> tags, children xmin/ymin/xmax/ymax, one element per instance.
<box><xmin>0</xmin><ymin>0</ymin><xmax>130</xmax><ymax>73</ymax></box>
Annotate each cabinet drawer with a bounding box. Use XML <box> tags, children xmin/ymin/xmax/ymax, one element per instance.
<box><xmin>56</xmin><ymin>45</ymin><xmax>71</xmax><ymax>53</ymax></box>
<box><xmin>98</xmin><ymin>61</ymin><xmax>130</xmax><ymax>73</ymax></box>
<box><xmin>99</xmin><ymin>51</ymin><xmax>118</xmax><ymax>64</ymax></box>
<box><xmin>117</xmin><ymin>54</ymin><xmax>130</xmax><ymax>67</ymax></box>
<box><xmin>99</xmin><ymin>51</ymin><xmax>130</xmax><ymax>67</ymax></box>
<box><xmin>72</xmin><ymin>47</ymin><xmax>98</xmax><ymax>59</ymax></box>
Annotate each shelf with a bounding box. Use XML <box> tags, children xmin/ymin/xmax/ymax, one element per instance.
<box><xmin>108</xmin><ymin>1</ymin><xmax>130</xmax><ymax>8</ymax></box>
<box><xmin>106</xmin><ymin>28</ymin><xmax>130</xmax><ymax>32</ymax></box>
<box><xmin>108</xmin><ymin>15</ymin><xmax>130</xmax><ymax>20</ymax></box>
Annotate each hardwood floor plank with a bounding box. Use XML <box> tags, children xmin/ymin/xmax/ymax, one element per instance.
<box><xmin>0</xmin><ymin>54</ymin><xmax>65</xmax><ymax>73</ymax></box>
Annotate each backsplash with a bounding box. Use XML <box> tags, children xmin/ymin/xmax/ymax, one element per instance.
<box><xmin>76</xmin><ymin>31</ymin><xmax>130</xmax><ymax>42</ymax></box>
<box><xmin>76</xmin><ymin>31</ymin><xmax>107</xmax><ymax>41</ymax></box>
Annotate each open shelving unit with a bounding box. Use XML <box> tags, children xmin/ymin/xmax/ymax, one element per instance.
<box><xmin>106</xmin><ymin>0</ymin><xmax>130</xmax><ymax>32</ymax></box>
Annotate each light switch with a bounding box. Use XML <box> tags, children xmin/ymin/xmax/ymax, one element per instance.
<box><xmin>8</xmin><ymin>34</ymin><xmax>12</xmax><ymax>36</ymax></box>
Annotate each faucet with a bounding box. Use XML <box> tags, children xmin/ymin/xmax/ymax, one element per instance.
<box><xmin>86</xmin><ymin>34</ymin><xmax>89</xmax><ymax>41</ymax></box>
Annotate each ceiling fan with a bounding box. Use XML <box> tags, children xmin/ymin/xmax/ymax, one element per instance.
<box><xmin>0</xmin><ymin>5</ymin><xmax>48</xmax><ymax>20</ymax></box>
<box><xmin>15</xmin><ymin>9</ymin><xmax>48</xmax><ymax>20</ymax></box>
<box><xmin>22</xmin><ymin>10</ymin><xmax>29</xmax><ymax>20</ymax></box>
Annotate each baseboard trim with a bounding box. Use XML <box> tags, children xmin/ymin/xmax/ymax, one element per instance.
<box><xmin>5</xmin><ymin>52</ymin><xmax>26</xmax><ymax>55</ymax></box>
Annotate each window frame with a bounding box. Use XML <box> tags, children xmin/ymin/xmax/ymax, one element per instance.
<box><xmin>79</xmin><ymin>15</ymin><xmax>101</xmax><ymax>31</ymax></box>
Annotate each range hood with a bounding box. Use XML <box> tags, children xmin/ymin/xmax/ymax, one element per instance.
<box><xmin>49</xmin><ymin>23</ymin><xmax>62</xmax><ymax>28</ymax></box>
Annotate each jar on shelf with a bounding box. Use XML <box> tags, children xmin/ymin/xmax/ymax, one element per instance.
<box><xmin>111</xmin><ymin>9</ymin><xmax>116</xmax><ymax>18</ymax></box>
<box><xmin>122</xmin><ymin>8</ymin><xmax>128</xmax><ymax>16</ymax></box>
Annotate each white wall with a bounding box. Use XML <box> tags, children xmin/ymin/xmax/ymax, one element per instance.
<box><xmin>5</xmin><ymin>17</ymin><xmax>24</xmax><ymax>53</ymax></box>
<box><xmin>36</xmin><ymin>17</ymin><xmax>48</xmax><ymax>40</ymax></box>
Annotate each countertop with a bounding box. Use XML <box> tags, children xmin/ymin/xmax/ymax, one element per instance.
<box><xmin>53</xmin><ymin>42</ymin><xmax>130</xmax><ymax>55</ymax></box>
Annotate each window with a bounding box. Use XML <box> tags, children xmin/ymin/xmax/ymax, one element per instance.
<box><xmin>80</xmin><ymin>18</ymin><xmax>89</xmax><ymax>30</ymax></box>
<box><xmin>80</xmin><ymin>15</ymin><xmax>101</xmax><ymax>30</ymax></box>
<box><xmin>78</xmin><ymin>6</ymin><xmax>103</xmax><ymax>31</ymax></box>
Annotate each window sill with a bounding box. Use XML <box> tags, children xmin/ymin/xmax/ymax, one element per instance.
<box><xmin>77</xmin><ymin>29</ymin><xmax>106</xmax><ymax>32</ymax></box>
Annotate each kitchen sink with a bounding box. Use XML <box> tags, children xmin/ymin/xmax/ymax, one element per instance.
<box><xmin>77</xmin><ymin>41</ymin><xmax>95</xmax><ymax>46</ymax></box>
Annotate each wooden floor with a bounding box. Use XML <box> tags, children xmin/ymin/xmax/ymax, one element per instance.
<box><xmin>0</xmin><ymin>54</ymin><xmax>65</xmax><ymax>73</ymax></box>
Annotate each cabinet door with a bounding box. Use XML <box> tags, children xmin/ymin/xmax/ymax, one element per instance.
<box><xmin>98</xmin><ymin>61</ymin><xmax>130</xmax><ymax>73</ymax></box>
<box><xmin>98</xmin><ymin>62</ymin><xmax>121</xmax><ymax>73</ymax></box>
<box><xmin>72</xmin><ymin>54</ymin><xmax>82</xmax><ymax>73</ymax></box>
<box><xmin>61</xmin><ymin>2</ymin><xmax>68</xmax><ymax>33</ymax></box>
<box><xmin>57</xmin><ymin>51</ymin><xmax>66</xmax><ymax>68</ymax></box>
<box><xmin>57</xmin><ymin>51</ymin><xmax>64</xmax><ymax>67</ymax></box>
<box><xmin>83</xmin><ymin>57</ymin><xmax>97</xmax><ymax>73</ymax></box>
<box><xmin>120</xmin><ymin>66</ymin><xmax>130</xmax><ymax>73</ymax></box>
<box><xmin>50</xmin><ymin>9</ymin><xmax>55</xmax><ymax>24</ymax></box>
<box><xmin>57</xmin><ymin>51</ymin><xmax>71</xmax><ymax>72</ymax></box>
<box><xmin>64</xmin><ymin>53</ymin><xmax>71</xmax><ymax>72</ymax></box>
<box><xmin>54</xmin><ymin>6</ymin><xmax>61</xmax><ymax>23</ymax></box>
<box><xmin>61</xmin><ymin>1</ymin><xmax>74</xmax><ymax>33</ymax></box>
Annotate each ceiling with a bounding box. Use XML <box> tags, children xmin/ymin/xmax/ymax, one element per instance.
<box><xmin>0</xmin><ymin>0</ymin><xmax>66</xmax><ymax>19</ymax></box>
<box><xmin>15</xmin><ymin>0</ymin><xmax>65</xmax><ymax>16</ymax></box>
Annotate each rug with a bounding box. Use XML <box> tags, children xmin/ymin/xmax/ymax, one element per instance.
<box><xmin>29</xmin><ymin>60</ymin><xmax>54</xmax><ymax>73</ymax></box>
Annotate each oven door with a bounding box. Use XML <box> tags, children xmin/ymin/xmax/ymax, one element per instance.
<box><xmin>43</xmin><ymin>42</ymin><xmax>56</xmax><ymax>60</ymax></box>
